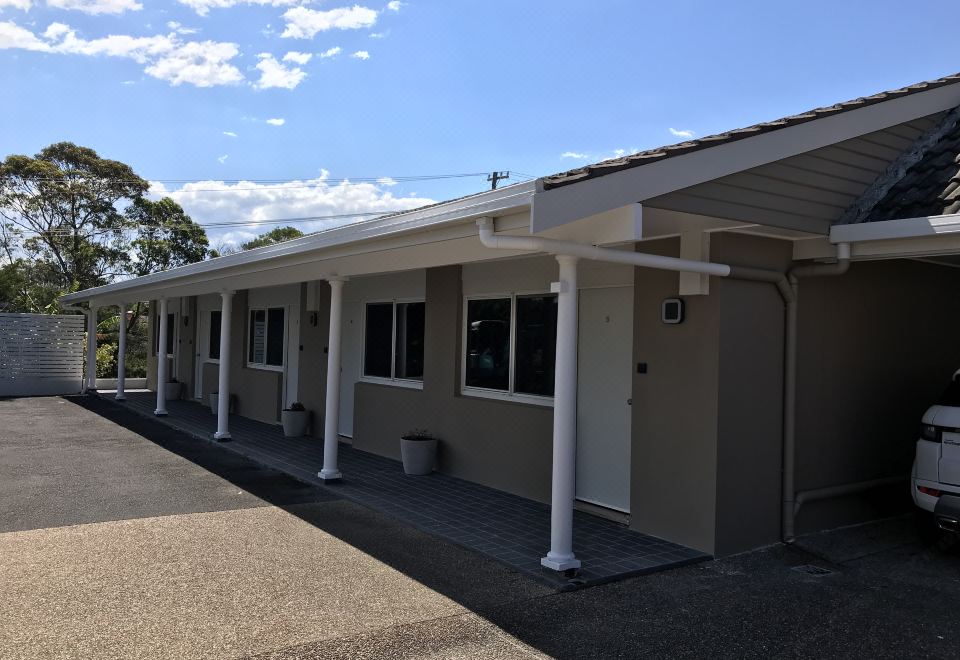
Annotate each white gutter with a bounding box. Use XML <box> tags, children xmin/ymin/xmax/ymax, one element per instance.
<box><xmin>61</xmin><ymin>181</ymin><xmax>536</xmax><ymax>304</ymax></box>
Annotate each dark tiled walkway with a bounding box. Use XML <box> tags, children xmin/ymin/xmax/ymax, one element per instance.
<box><xmin>103</xmin><ymin>391</ymin><xmax>709</xmax><ymax>588</ymax></box>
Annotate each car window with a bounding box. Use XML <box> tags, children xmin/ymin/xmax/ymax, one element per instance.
<box><xmin>939</xmin><ymin>380</ymin><xmax>960</xmax><ymax>406</ymax></box>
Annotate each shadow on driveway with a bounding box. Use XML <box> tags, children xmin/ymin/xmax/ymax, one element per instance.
<box><xmin>65</xmin><ymin>395</ymin><xmax>960</xmax><ymax>660</ymax></box>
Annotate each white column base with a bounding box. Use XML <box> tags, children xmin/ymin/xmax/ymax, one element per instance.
<box><xmin>540</xmin><ymin>553</ymin><xmax>582</xmax><ymax>572</ymax></box>
<box><xmin>154</xmin><ymin>409</ymin><xmax>168</xmax><ymax>417</ymax></box>
<box><xmin>213</xmin><ymin>431</ymin><xmax>231</xmax><ymax>441</ymax></box>
<box><xmin>115</xmin><ymin>394</ymin><xmax>126</xmax><ymax>401</ymax></box>
<box><xmin>318</xmin><ymin>468</ymin><xmax>342</xmax><ymax>481</ymax></box>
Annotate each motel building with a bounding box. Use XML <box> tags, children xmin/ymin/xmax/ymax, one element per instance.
<box><xmin>63</xmin><ymin>73</ymin><xmax>960</xmax><ymax>571</ymax></box>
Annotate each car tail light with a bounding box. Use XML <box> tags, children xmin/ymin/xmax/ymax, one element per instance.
<box><xmin>918</xmin><ymin>485</ymin><xmax>943</xmax><ymax>498</ymax></box>
<box><xmin>921</xmin><ymin>424</ymin><xmax>942</xmax><ymax>442</ymax></box>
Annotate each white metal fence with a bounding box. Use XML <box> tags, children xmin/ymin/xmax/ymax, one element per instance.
<box><xmin>0</xmin><ymin>313</ymin><xmax>85</xmax><ymax>397</ymax></box>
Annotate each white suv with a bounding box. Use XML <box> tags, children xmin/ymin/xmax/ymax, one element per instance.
<box><xmin>913</xmin><ymin>372</ymin><xmax>960</xmax><ymax>535</ymax></box>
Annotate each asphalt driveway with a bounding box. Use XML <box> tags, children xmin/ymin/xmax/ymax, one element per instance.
<box><xmin>2</xmin><ymin>395</ymin><xmax>960</xmax><ymax>659</ymax></box>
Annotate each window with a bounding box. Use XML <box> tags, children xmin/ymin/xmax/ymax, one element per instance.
<box><xmin>154</xmin><ymin>312</ymin><xmax>175</xmax><ymax>357</ymax></box>
<box><xmin>208</xmin><ymin>310</ymin><xmax>222</xmax><ymax>361</ymax></box>
<box><xmin>247</xmin><ymin>306</ymin><xmax>285</xmax><ymax>368</ymax></box>
<box><xmin>363</xmin><ymin>300</ymin><xmax>425</xmax><ymax>383</ymax></box>
<box><xmin>464</xmin><ymin>293</ymin><xmax>558</xmax><ymax>400</ymax></box>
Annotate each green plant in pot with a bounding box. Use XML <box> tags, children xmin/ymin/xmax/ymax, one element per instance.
<box><xmin>281</xmin><ymin>401</ymin><xmax>310</xmax><ymax>437</ymax></box>
<box><xmin>400</xmin><ymin>428</ymin><xmax>438</xmax><ymax>476</ymax></box>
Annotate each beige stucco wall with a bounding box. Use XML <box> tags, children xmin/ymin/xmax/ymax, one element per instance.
<box><xmin>794</xmin><ymin>258</ymin><xmax>960</xmax><ymax>533</ymax></box>
<box><xmin>353</xmin><ymin>265</ymin><xmax>555</xmax><ymax>503</ymax></box>
<box><xmin>629</xmin><ymin>237</ymin><xmax>721</xmax><ymax>553</ymax></box>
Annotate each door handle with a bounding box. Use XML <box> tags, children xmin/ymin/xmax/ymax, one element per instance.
<box><xmin>627</xmin><ymin>398</ymin><xmax>632</xmax><ymax>406</ymax></box>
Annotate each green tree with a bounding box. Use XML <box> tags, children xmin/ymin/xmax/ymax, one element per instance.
<box><xmin>240</xmin><ymin>225</ymin><xmax>304</xmax><ymax>250</ymax></box>
<box><xmin>126</xmin><ymin>197</ymin><xmax>210</xmax><ymax>276</ymax></box>
<box><xmin>0</xmin><ymin>142</ymin><xmax>148</xmax><ymax>292</ymax></box>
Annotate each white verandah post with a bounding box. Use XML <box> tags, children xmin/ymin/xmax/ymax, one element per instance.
<box><xmin>85</xmin><ymin>304</ymin><xmax>99</xmax><ymax>392</ymax></box>
<box><xmin>214</xmin><ymin>291</ymin><xmax>234</xmax><ymax>441</ymax></box>
<box><xmin>115</xmin><ymin>302</ymin><xmax>127</xmax><ymax>401</ymax></box>
<box><xmin>541</xmin><ymin>254</ymin><xmax>582</xmax><ymax>572</ymax></box>
<box><xmin>154</xmin><ymin>297</ymin><xmax>168</xmax><ymax>416</ymax></box>
<box><xmin>319</xmin><ymin>276</ymin><xmax>346</xmax><ymax>481</ymax></box>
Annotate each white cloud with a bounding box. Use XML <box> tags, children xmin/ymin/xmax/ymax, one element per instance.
<box><xmin>669</xmin><ymin>127</ymin><xmax>695</xmax><ymax>139</ymax></box>
<box><xmin>368</xmin><ymin>31</ymin><xmax>387</xmax><ymax>38</ymax></box>
<box><xmin>144</xmin><ymin>40</ymin><xmax>243</xmax><ymax>87</ymax></box>
<box><xmin>0</xmin><ymin>21</ymin><xmax>244</xmax><ymax>87</ymax></box>
<box><xmin>166</xmin><ymin>21</ymin><xmax>199</xmax><ymax>35</ymax></box>
<box><xmin>281</xmin><ymin>5</ymin><xmax>378</xmax><ymax>39</ymax></box>
<box><xmin>217</xmin><ymin>154</ymin><xmax>228</xmax><ymax>164</ymax></box>
<box><xmin>282</xmin><ymin>49</ymin><xmax>311</xmax><ymax>64</ymax></box>
<box><xmin>223</xmin><ymin>130</ymin><xmax>237</xmax><ymax>137</ymax></box>
<box><xmin>254</xmin><ymin>52</ymin><xmax>306</xmax><ymax>90</ymax></box>
<box><xmin>385</xmin><ymin>0</ymin><xmax>400</xmax><ymax>10</ymax></box>
<box><xmin>46</xmin><ymin>0</ymin><xmax>142</xmax><ymax>14</ymax></box>
<box><xmin>351</xmin><ymin>49</ymin><xmax>369</xmax><ymax>60</ymax></box>
<box><xmin>0</xmin><ymin>21</ymin><xmax>51</xmax><ymax>50</ymax></box>
<box><xmin>266</xmin><ymin>117</ymin><xmax>285</xmax><ymax>125</ymax></box>
<box><xmin>0</xmin><ymin>0</ymin><xmax>31</xmax><ymax>11</ymax></box>
<box><xmin>149</xmin><ymin>174</ymin><xmax>435</xmax><ymax>249</ymax></box>
<box><xmin>177</xmin><ymin>0</ymin><xmax>298</xmax><ymax>18</ymax></box>
<box><xmin>318</xmin><ymin>45</ymin><xmax>340</xmax><ymax>58</ymax></box>
<box><xmin>376</xmin><ymin>176</ymin><xmax>397</xmax><ymax>186</ymax></box>
<box><xmin>560</xmin><ymin>151</ymin><xmax>589</xmax><ymax>159</ymax></box>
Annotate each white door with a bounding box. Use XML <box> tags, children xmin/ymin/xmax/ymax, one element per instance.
<box><xmin>338</xmin><ymin>301</ymin><xmax>362</xmax><ymax>438</ymax></box>
<box><xmin>576</xmin><ymin>286</ymin><xmax>634</xmax><ymax>512</ymax></box>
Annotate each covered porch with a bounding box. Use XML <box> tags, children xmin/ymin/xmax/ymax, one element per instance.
<box><xmin>103</xmin><ymin>389</ymin><xmax>708</xmax><ymax>588</ymax></box>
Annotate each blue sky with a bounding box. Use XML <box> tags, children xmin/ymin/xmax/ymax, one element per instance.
<box><xmin>2</xmin><ymin>0</ymin><xmax>957</xmax><ymax>248</ymax></box>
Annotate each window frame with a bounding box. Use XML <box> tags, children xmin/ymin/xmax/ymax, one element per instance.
<box><xmin>461</xmin><ymin>291</ymin><xmax>556</xmax><ymax>407</ymax></box>
<box><xmin>205</xmin><ymin>309</ymin><xmax>222</xmax><ymax>365</ymax></box>
<box><xmin>246</xmin><ymin>305</ymin><xmax>287</xmax><ymax>372</ymax></box>
<box><xmin>154</xmin><ymin>310</ymin><xmax>177</xmax><ymax>359</ymax></box>
<box><xmin>360</xmin><ymin>297</ymin><xmax>425</xmax><ymax>390</ymax></box>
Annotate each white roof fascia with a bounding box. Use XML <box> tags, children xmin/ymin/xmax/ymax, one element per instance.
<box><xmin>531</xmin><ymin>82</ymin><xmax>960</xmax><ymax>233</ymax></box>
<box><xmin>830</xmin><ymin>213</ymin><xmax>960</xmax><ymax>243</ymax></box>
<box><xmin>61</xmin><ymin>181</ymin><xmax>535</xmax><ymax>304</ymax></box>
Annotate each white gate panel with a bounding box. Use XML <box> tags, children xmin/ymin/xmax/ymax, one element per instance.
<box><xmin>0</xmin><ymin>313</ymin><xmax>85</xmax><ymax>397</ymax></box>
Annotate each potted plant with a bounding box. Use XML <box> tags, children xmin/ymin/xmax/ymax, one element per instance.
<box><xmin>210</xmin><ymin>392</ymin><xmax>234</xmax><ymax>414</ymax></box>
<box><xmin>281</xmin><ymin>402</ymin><xmax>310</xmax><ymax>437</ymax></box>
<box><xmin>164</xmin><ymin>378</ymin><xmax>181</xmax><ymax>401</ymax></box>
<box><xmin>400</xmin><ymin>428</ymin><xmax>438</xmax><ymax>476</ymax></box>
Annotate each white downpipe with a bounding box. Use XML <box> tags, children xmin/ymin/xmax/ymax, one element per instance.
<box><xmin>116</xmin><ymin>302</ymin><xmax>127</xmax><ymax>401</ymax></box>
<box><xmin>477</xmin><ymin>218</ymin><xmax>731</xmax><ymax>278</ymax></box>
<box><xmin>319</xmin><ymin>277</ymin><xmax>347</xmax><ymax>481</ymax></box>
<box><xmin>214</xmin><ymin>291</ymin><xmax>234</xmax><ymax>440</ymax></box>
<box><xmin>542</xmin><ymin>255</ymin><xmax>582</xmax><ymax>571</ymax></box>
<box><xmin>85</xmin><ymin>304</ymin><xmax>98</xmax><ymax>392</ymax></box>
<box><xmin>154</xmin><ymin>297</ymin><xmax>168</xmax><ymax>416</ymax></box>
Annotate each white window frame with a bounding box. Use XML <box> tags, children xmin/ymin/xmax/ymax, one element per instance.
<box><xmin>246</xmin><ymin>305</ymin><xmax>287</xmax><ymax>372</ymax></box>
<box><xmin>360</xmin><ymin>298</ymin><xmax>425</xmax><ymax>390</ymax></box>
<box><xmin>205</xmin><ymin>309</ymin><xmax>222</xmax><ymax>365</ymax></box>
<box><xmin>155</xmin><ymin>310</ymin><xmax>178</xmax><ymax>360</ymax></box>
<box><xmin>460</xmin><ymin>291</ymin><xmax>555</xmax><ymax>407</ymax></box>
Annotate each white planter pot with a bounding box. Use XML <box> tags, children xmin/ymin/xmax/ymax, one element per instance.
<box><xmin>164</xmin><ymin>381</ymin><xmax>181</xmax><ymax>401</ymax></box>
<box><xmin>281</xmin><ymin>410</ymin><xmax>310</xmax><ymax>437</ymax></box>
<box><xmin>400</xmin><ymin>437</ymin><xmax>437</xmax><ymax>476</ymax></box>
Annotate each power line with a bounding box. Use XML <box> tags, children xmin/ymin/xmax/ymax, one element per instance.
<box><xmin>0</xmin><ymin>172</ymin><xmax>494</xmax><ymax>186</ymax></box>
